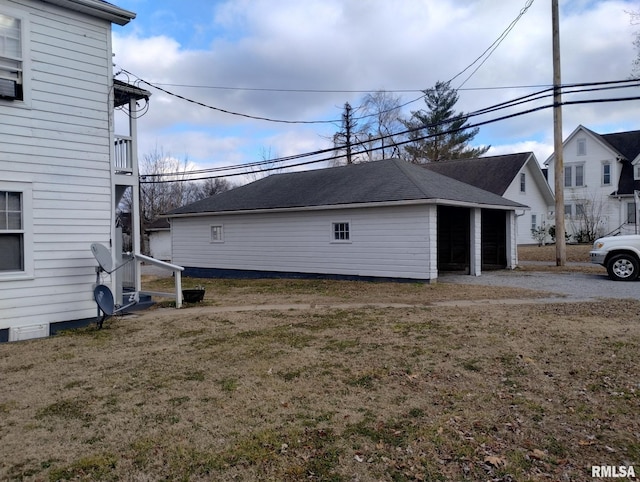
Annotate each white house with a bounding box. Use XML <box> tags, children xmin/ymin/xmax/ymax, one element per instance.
<box><xmin>0</xmin><ymin>0</ymin><xmax>150</xmax><ymax>342</ymax></box>
<box><xmin>545</xmin><ymin>125</ymin><xmax>640</xmax><ymax>240</ymax></box>
<box><xmin>422</xmin><ymin>152</ymin><xmax>555</xmax><ymax>245</ymax></box>
<box><xmin>166</xmin><ymin>159</ymin><xmax>527</xmax><ymax>282</ymax></box>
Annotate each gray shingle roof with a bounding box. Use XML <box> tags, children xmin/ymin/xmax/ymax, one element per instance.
<box><xmin>168</xmin><ymin>159</ymin><xmax>525</xmax><ymax>216</ymax></box>
<box><xmin>420</xmin><ymin>153</ymin><xmax>531</xmax><ymax>196</ymax></box>
<box><xmin>598</xmin><ymin>129</ymin><xmax>640</xmax><ymax>162</ymax></box>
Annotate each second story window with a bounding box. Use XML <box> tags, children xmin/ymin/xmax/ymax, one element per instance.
<box><xmin>0</xmin><ymin>13</ymin><xmax>23</xmax><ymax>101</ymax></box>
<box><xmin>602</xmin><ymin>163</ymin><xmax>611</xmax><ymax>186</ymax></box>
<box><xmin>564</xmin><ymin>164</ymin><xmax>584</xmax><ymax>188</ymax></box>
<box><xmin>520</xmin><ymin>173</ymin><xmax>526</xmax><ymax>193</ymax></box>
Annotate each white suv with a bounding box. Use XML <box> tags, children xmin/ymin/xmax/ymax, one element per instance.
<box><xmin>590</xmin><ymin>235</ymin><xmax>640</xmax><ymax>281</ymax></box>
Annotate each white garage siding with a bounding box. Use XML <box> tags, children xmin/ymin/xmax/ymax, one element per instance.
<box><xmin>0</xmin><ymin>1</ymin><xmax>113</xmax><ymax>334</ymax></box>
<box><xmin>172</xmin><ymin>204</ymin><xmax>436</xmax><ymax>280</ymax></box>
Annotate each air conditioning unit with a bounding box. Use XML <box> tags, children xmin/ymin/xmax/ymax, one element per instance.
<box><xmin>0</xmin><ymin>72</ymin><xmax>22</xmax><ymax>101</ymax></box>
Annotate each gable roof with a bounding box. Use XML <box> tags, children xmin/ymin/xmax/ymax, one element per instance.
<box><xmin>420</xmin><ymin>153</ymin><xmax>531</xmax><ymax>196</ymax></box>
<box><xmin>545</xmin><ymin>125</ymin><xmax>640</xmax><ymax>166</ymax></box>
<box><xmin>168</xmin><ymin>159</ymin><xmax>525</xmax><ymax>217</ymax></box>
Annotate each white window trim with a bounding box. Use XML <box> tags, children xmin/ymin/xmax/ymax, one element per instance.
<box><xmin>519</xmin><ymin>173</ymin><xmax>526</xmax><ymax>193</ymax></box>
<box><xmin>0</xmin><ymin>181</ymin><xmax>33</xmax><ymax>280</ymax></box>
<box><xmin>577</xmin><ymin>138</ymin><xmax>587</xmax><ymax>156</ymax></box>
<box><xmin>0</xmin><ymin>5</ymin><xmax>31</xmax><ymax>108</ymax></box>
<box><xmin>210</xmin><ymin>224</ymin><xmax>224</xmax><ymax>243</ymax></box>
<box><xmin>331</xmin><ymin>221</ymin><xmax>351</xmax><ymax>243</ymax></box>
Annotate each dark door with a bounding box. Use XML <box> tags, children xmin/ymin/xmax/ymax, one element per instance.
<box><xmin>481</xmin><ymin>209</ymin><xmax>507</xmax><ymax>270</ymax></box>
<box><xmin>437</xmin><ymin>206</ymin><xmax>470</xmax><ymax>272</ymax></box>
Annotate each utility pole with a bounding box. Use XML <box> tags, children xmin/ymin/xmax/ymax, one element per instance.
<box><xmin>552</xmin><ymin>0</ymin><xmax>566</xmax><ymax>266</ymax></box>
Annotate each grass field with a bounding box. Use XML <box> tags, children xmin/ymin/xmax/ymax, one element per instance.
<box><xmin>1</xmin><ymin>244</ymin><xmax>638</xmax><ymax>481</ymax></box>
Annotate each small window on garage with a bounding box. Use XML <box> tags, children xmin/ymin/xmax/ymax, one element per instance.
<box><xmin>332</xmin><ymin>222</ymin><xmax>350</xmax><ymax>242</ymax></box>
<box><xmin>210</xmin><ymin>225</ymin><xmax>224</xmax><ymax>243</ymax></box>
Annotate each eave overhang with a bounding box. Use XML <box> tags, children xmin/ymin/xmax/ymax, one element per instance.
<box><xmin>42</xmin><ymin>0</ymin><xmax>135</xmax><ymax>26</ymax></box>
<box><xmin>165</xmin><ymin>198</ymin><xmax>525</xmax><ymax>219</ymax></box>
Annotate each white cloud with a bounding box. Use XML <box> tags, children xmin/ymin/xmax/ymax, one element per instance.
<box><xmin>112</xmin><ymin>0</ymin><xmax>640</xmax><ymax>171</ymax></box>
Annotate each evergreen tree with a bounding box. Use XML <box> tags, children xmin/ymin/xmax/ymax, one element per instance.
<box><xmin>401</xmin><ymin>81</ymin><xmax>489</xmax><ymax>163</ymax></box>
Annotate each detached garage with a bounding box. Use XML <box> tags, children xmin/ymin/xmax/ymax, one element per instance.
<box><xmin>166</xmin><ymin>159</ymin><xmax>526</xmax><ymax>282</ymax></box>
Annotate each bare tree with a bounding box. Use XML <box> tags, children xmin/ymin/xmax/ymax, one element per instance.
<box><xmin>245</xmin><ymin>147</ymin><xmax>286</xmax><ymax>182</ymax></box>
<box><xmin>358</xmin><ymin>91</ymin><xmax>404</xmax><ymax>161</ymax></box>
<box><xmin>332</xmin><ymin>102</ymin><xmax>363</xmax><ymax>166</ymax></box>
<box><xmin>567</xmin><ymin>192</ymin><xmax>606</xmax><ymax>243</ymax></box>
<box><xmin>630</xmin><ymin>10</ymin><xmax>640</xmax><ymax>78</ymax></box>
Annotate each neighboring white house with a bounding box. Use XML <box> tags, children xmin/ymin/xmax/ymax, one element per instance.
<box><xmin>0</xmin><ymin>0</ymin><xmax>149</xmax><ymax>342</ymax></box>
<box><xmin>422</xmin><ymin>152</ymin><xmax>555</xmax><ymax>245</ymax></box>
<box><xmin>166</xmin><ymin>159</ymin><xmax>527</xmax><ymax>282</ymax></box>
<box><xmin>545</xmin><ymin>125</ymin><xmax>640</xmax><ymax>240</ymax></box>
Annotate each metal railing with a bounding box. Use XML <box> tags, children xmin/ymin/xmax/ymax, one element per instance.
<box><xmin>114</xmin><ymin>135</ymin><xmax>133</xmax><ymax>174</ymax></box>
<box><xmin>135</xmin><ymin>253</ymin><xmax>185</xmax><ymax>308</ymax></box>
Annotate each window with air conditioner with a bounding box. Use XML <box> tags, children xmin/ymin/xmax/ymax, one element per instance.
<box><xmin>0</xmin><ymin>12</ymin><xmax>23</xmax><ymax>101</ymax></box>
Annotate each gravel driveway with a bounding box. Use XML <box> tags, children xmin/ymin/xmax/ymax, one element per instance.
<box><xmin>441</xmin><ymin>268</ymin><xmax>639</xmax><ymax>300</ymax></box>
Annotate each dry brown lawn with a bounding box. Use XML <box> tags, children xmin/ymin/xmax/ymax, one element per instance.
<box><xmin>1</xmin><ymin>245</ymin><xmax>638</xmax><ymax>481</ymax></box>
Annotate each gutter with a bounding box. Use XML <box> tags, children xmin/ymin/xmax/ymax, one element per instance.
<box><xmin>165</xmin><ymin>198</ymin><xmax>527</xmax><ymax>219</ymax></box>
<box><xmin>41</xmin><ymin>0</ymin><xmax>135</xmax><ymax>25</ymax></box>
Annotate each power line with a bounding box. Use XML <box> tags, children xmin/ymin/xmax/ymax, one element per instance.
<box><xmin>139</xmin><ymin>79</ymin><xmax>639</xmax><ymax>179</ymax></box>
<box><xmin>140</xmin><ymin>83</ymin><xmax>640</xmax><ymax>184</ymax></box>
<box><xmin>451</xmin><ymin>0</ymin><xmax>536</xmax><ymax>89</ymax></box>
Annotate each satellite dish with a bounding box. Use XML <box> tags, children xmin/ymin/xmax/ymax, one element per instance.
<box><xmin>93</xmin><ymin>284</ymin><xmax>138</xmax><ymax>329</ymax></box>
<box><xmin>94</xmin><ymin>284</ymin><xmax>115</xmax><ymax>316</ymax></box>
<box><xmin>91</xmin><ymin>243</ymin><xmax>114</xmax><ymax>273</ymax></box>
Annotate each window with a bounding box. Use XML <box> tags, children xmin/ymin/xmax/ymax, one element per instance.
<box><xmin>531</xmin><ymin>214</ymin><xmax>537</xmax><ymax>232</ymax></box>
<box><xmin>0</xmin><ymin>182</ymin><xmax>31</xmax><ymax>279</ymax></box>
<box><xmin>602</xmin><ymin>163</ymin><xmax>611</xmax><ymax>185</ymax></box>
<box><xmin>0</xmin><ymin>191</ymin><xmax>23</xmax><ymax>271</ymax></box>
<box><xmin>210</xmin><ymin>225</ymin><xmax>223</xmax><ymax>243</ymax></box>
<box><xmin>564</xmin><ymin>204</ymin><xmax>572</xmax><ymax>216</ymax></box>
<box><xmin>575</xmin><ymin>203</ymin><xmax>586</xmax><ymax>218</ymax></box>
<box><xmin>628</xmin><ymin>203</ymin><xmax>637</xmax><ymax>224</ymax></box>
<box><xmin>0</xmin><ymin>12</ymin><xmax>23</xmax><ymax>101</ymax></box>
<box><xmin>577</xmin><ymin>138</ymin><xmax>586</xmax><ymax>156</ymax></box>
<box><xmin>564</xmin><ymin>164</ymin><xmax>585</xmax><ymax>187</ymax></box>
<box><xmin>520</xmin><ymin>173</ymin><xmax>526</xmax><ymax>193</ymax></box>
<box><xmin>332</xmin><ymin>222</ymin><xmax>350</xmax><ymax>241</ymax></box>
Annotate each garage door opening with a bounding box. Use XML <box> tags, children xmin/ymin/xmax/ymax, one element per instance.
<box><xmin>437</xmin><ymin>206</ymin><xmax>470</xmax><ymax>273</ymax></box>
<box><xmin>481</xmin><ymin>209</ymin><xmax>507</xmax><ymax>270</ymax></box>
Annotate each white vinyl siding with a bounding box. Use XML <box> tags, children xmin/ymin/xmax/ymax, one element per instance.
<box><xmin>172</xmin><ymin>205</ymin><xmax>435</xmax><ymax>280</ymax></box>
<box><xmin>0</xmin><ymin>2</ymin><xmax>114</xmax><ymax>331</ymax></box>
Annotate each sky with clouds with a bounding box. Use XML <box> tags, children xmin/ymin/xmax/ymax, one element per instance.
<box><xmin>111</xmin><ymin>0</ymin><xmax>640</xmax><ymax>178</ymax></box>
